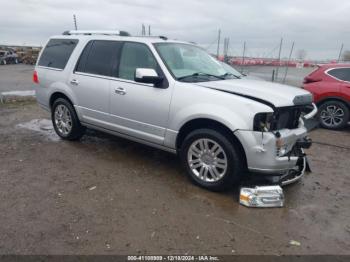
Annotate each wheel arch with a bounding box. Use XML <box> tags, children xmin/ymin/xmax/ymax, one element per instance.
<box><xmin>175</xmin><ymin>118</ymin><xmax>247</xmax><ymax>169</ymax></box>
<box><xmin>49</xmin><ymin>92</ymin><xmax>74</xmax><ymax>109</ymax></box>
<box><xmin>317</xmin><ymin>97</ymin><xmax>350</xmax><ymax>109</ymax></box>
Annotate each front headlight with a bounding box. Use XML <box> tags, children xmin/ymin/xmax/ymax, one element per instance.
<box><xmin>253</xmin><ymin>112</ymin><xmax>274</xmax><ymax>131</ymax></box>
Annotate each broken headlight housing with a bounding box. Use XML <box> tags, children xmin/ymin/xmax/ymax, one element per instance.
<box><xmin>253</xmin><ymin>112</ymin><xmax>274</xmax><ymax>131</ymax></box>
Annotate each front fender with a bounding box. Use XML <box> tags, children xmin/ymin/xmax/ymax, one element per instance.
<box><xmin>168</xmin><ymin>103</ymin><xmax>250</xmax><ymax>132</ymax></box>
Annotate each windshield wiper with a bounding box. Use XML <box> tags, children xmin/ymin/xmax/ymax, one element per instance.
<box><xmin>177</xmin><ymin>72</ymin><xmax>225</xmax><ymax>81</ymax></box>
<box><xmin>220</xmin><ymin>72</ymin><xmax>241</xmax><ymax>79</ymax></box>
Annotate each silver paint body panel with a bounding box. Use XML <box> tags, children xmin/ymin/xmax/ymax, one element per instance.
<box><xmin>34</xmin><ymin>34</ymin><xmax>314</xmax><ymax>175</ymax></box>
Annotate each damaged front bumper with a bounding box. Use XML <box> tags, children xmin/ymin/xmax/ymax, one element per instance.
<box><xmin>235</xmin><ymin>124</ymin><xmax>312</xmax><ymax>185</ymax></box>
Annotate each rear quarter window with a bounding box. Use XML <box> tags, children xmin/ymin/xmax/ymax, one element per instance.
<box><xmin>38</xmin><ymin>39</ymin><xmax>78</xmax><ymax>69</ymax></box>
<box><xmin>327</xmin><ymin>68</ymin><xmax>350</xmax><ymax>82</ymax></box>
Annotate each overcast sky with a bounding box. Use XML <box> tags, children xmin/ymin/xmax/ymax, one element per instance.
<box><xmin>1</xmin><ymin>0</ymin><xmax>349</xmax><ymax>60</ymax></box>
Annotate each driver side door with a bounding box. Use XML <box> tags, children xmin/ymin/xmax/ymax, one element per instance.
<box><xmin>109</xmin><ymin>42</ymin><xmax>172</xmax><ymax>145</ymax></box>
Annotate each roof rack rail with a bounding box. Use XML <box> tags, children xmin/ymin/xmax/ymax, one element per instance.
<box><xmin>62</xmin><ymin>30</ymin><xmax>131</xmax><ymax>36</ymax></box>
<box><xmin>136</xmin><ymin>35</ymin><xmax>168</xmax><ymax>40</ymax></box>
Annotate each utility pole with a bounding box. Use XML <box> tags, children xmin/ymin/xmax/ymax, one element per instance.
<box><xmin>73</xmin><ymin>14</ymin><xmax>78</xmax><ymax>30</ymax></box>
<box><xmin>282</xmin><ymin>41</ymin><xmax>295</xmax><ymax>84</ymax></box>
<box><xmin>241</xmin><ymin>41</ymin><xmax>246</xmax><ymax>73</ymax></box>
<box><xmin>148</xmin><ymin>25</ymin><xmax>151</xmax><ymax>36</ymax></box>
<box><xmin>223</xmin><ymin>38</ymin><xmax>227</xmax><ymax>62</ymax></box>
<box><xmin>216</xmin><ymin>29</ymin><xmax>221</xmax><ymax>59</ymax></box>
<box><xmin>275</xmin><ymin>38</ymin><xmax>283</xmax><ymax>81</ymax></box>
<box><xmin>338</xmin><ymin>43</ymin><xmax>344</xmax><ymax>62</ymax></box>
<box><xmin>141</xmin><ymin>24</ymin><xmax>146</xmax><ymax>36</ymax></box>
<box><xmin>224</xmin><ymin>37</ymin><xmax>230</xmax><ymax>62</ymax></box>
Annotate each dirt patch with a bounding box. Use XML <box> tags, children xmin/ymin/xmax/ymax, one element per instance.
<box><xmin>0</xmin><ymin>102</ymin><xmax>349</xmax><ymax>255</ymax></box>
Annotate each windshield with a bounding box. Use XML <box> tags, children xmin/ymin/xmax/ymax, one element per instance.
<box><xmin>220</xmin><ymin>62</ymin><xmax>243</xmax><ymax>77</ymax></box>
<box><xmin>154</xmin><ymin>43</ymin><xmax>240</xmax><ymax>82</ymax></box>
<box><xmin>0</xmin><ymin>51</ymin><xmax>5</xmax><ymax>57</ymax></box>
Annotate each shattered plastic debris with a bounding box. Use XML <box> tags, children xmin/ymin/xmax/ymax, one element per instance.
<box><xmin>89</xmin><ymin>186</ymin><xmax>97</xmax><ymax>191</ymax></box>
<box><xmin>17</xmin><ymin>119</ymin><xmax>60</xmax><ymax>141</ymax></box>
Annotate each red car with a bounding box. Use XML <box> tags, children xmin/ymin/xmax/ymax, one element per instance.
<box><xmin>303</xmin><ymin>64</ymin><xmax>350</xmax><ymax>129</ymax></box>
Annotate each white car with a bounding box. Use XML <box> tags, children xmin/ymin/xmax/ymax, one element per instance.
<box><xmin>33</xmin><ymin>30</ymin><xmax>317</xmax><ymax>191</ymax></box>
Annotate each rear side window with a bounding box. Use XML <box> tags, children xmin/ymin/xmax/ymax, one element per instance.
<box><xmin>327</xmin><ymin>68</ymin><xmax>350</xmax><ymax>82</ymax></box>
<box><xmin>38</xmin><ymin>39</ymin><xmax>78</xmax><ymax>69</ymax></box>
<box><xmin>76</xmin><ymin>40</ymin><xmax>122</xmax><ymax>77</ymax></box>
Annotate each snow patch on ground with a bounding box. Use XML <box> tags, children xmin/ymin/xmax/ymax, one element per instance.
<box><xmin>1</xmin><ymin>90</ymin><xmax>35</xmax><ymax>97</ymax></box>
<box><xmin>17</xmin><ymin>119</ymin><xmax>60</xmax><ymax>141</ymax></box>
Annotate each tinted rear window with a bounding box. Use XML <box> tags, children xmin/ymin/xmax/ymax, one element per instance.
<box><xmin>76</xmin><ymin>40</ymin><xmax>122</xmax><ymax>77</ymax></box>
<box><xmin>38</xmin><ymin>39</ymin><xmax>78</xmax><ymax>69</ymax></box>
<box><xmin>328</xmin><ymin>68</ymin><xmax>350</xmax><ymax>81</ymax></box>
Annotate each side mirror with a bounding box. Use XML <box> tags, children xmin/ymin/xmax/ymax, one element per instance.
<box><xmin>135</xmin><ymin>68</ymin><xmax>163</xmax><ymax>86</ymax></box>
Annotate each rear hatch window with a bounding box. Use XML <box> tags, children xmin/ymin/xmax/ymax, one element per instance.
<box><xmin>38</xmin><ymin>39</ymin><xmax>78</xmax><ymax>69</ymax></box>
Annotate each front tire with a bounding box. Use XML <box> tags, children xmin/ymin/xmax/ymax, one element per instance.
<box><xmin>318</xmin><ymin>100</ymin><xmax>349</xmax><ymax>130</ymax></box>
<box><xmin>52</xmin><ymin>98</ymin><xmax>85</xmax><ymax>140</ymax></box>
<box><xmin>180</xmin><ymin>128</ymin><xmax>243</xmax><ymax>191</ymax></box>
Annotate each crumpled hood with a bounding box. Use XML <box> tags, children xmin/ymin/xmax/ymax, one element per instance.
<box><xmin>194</xmin><ymin>79</ymin><xmax>312</xmax><ymax>108</ymax></box>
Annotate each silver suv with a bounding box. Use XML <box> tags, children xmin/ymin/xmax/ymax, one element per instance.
<box><xmin>34</xmin><ymin>30</ymin><xmax>317</xmax><ymax>191</ymax></box>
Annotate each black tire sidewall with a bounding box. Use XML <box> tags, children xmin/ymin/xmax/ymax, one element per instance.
<box><xmin>51</xmin><ymin>98</ymin><xmax>85</xmax><ymax>140</ymax></box>
<box><xmin>318</xmin><ymin>101</ymin><xmax>349</xmax><ymax>130</ymax></box>
<box><xmin>180</xmin><ymin>128</ymin><xmax>242</xmax><ymax>191</ymax></box>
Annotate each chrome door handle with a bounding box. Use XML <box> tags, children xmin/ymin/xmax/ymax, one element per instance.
<box><xmin>115</xmin><ymin>87</ymin><xmax>126</xmax><ymax>95</ymax></box>
<box><xmin>70</xmin><ymin>79</ymin><xmax>79</xmax><ymax>85</ymax></box>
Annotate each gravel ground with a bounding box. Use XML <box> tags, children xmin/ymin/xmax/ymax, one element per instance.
<box><xmin>0</xmin><ymin>102</ymin><xmax>349</xmax><ymax>255</ymax></box>
<box><xmin>0</xmin><ymin>64</ymin><xmax>34</xmax><ymax>92</ymax></box>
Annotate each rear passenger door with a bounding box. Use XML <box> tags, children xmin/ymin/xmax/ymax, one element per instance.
<box><xmin>109</xmin><ymin>42</ymin><xmax>172</xmax><ymax>145</ymax></box>
<box><xmin>71</xmin><ymin>40</ymin><xmax>122</xmax><ymax>128</ymax></box>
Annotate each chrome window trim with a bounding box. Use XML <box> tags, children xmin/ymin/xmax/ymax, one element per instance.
<box><xmin>73</xmin><ymin>40</ymin><xmax>169</xmax><ymax>88</ymax></box>
<box><xmin>73</xmin><ymin>71</ymin><xmax>154</xmax><ymax>87</ymax></box>
<box><xmin>37</xmin><ymin>66</ymin><xmax>63</xmax><ymax>71</ymax></box>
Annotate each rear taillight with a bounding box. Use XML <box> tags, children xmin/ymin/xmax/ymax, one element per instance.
<box><xmin>33</xmin><ymin>70</ymin><xmax>39</xmax><ymax>84</ymax></box>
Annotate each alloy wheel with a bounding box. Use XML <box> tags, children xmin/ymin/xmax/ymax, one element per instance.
<box><xmin>54</xmin><ymin>104</ymin><xmax>72</xmax><ymax>135</ymax></box>
<box><xmin>320</xmin><ymin>105</ymin><xmax>344</xmax><ymax>127</ymax></box>
<box><xmin>187</xmin><ymin>138</ymin><xmax>228</xmax><ymax>182</ymax></box>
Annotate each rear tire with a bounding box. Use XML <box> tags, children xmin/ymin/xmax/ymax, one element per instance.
<box><xmin>52</xmin><ymin>98</ymin><xmax>85</xmax><ymax>140</ymax></box>
<box><xmin>180</xmin><ymin>128</ymin><xmax>243</xmax><ymax>191</ymax></box>
<box><xmin>318</xmin><ymin>100</ymin><xmax>349</xmax><ymax>130</ymax></box>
